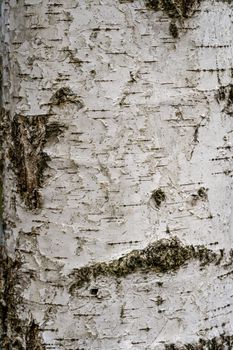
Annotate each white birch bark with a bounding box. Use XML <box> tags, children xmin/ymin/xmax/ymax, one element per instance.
<box><xmin>1</xmin><ymin>0</ymin><xmax>233</xmax><ymax>349</ymax></box>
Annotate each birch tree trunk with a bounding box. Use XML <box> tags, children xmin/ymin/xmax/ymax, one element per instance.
<box><xmin>1</xmin><ymin>0</ymin><xmax>233</xmax><ymax>349</ymax></box>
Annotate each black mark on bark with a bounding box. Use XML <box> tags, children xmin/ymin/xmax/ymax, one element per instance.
<box><xmin>50</xmin><ymin>87</ymin><xmax>83</xmax><ymax>109</ymax></box>
<box><xmin>216</xmin><ymin>84</ymin><xmax>233</xmax><ymax>115</ymax></box>
<box><xmin>151</xmin><ymin>188</ymin><xmax>166</xmax><ymax>208</ymax></box>
<box><xmin>191</xmin><ymin>187</ymin><xmax>208</xmax><ymax>205</ymax></box>
<box><xmin>169</xmin><ymin>21</ymin><xmax>179</xmax><ymax>38</ymax></box>
<box><xmin>145</xmin><ymin>0</ymin><xmax>198</xmax><ymax>17</ymax></box>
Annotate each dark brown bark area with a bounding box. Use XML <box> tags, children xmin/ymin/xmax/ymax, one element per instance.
<box><xmin>165</xmin><ymin>333</ymin><xmax>233</xmax><ymax>349</ymax></box>
<box><xmin>9</xmin><ymin>114</ymin><xmax>65</xmax><ymax>210</ymax></box>
<box><xmin>0</xmin><ymin>247</ymin><xmax>45</xmax><ymax>349</ymax></box>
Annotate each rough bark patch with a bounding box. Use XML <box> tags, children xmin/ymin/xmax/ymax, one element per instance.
<box><xmin>69</xmin><ymin>237</ymin><xmax>223</xmax><ymax>294</ymax></box>
<box><xmin>0</xmin><ymin>247</ymin><xmax>45</xmax><ymax>349</ymax></box>
<box><xmin>165</xmin><ymin>333</ymin><xmax>233</xmax><ymax>349</ymax></box>
<box><xmin>145</xmin><ymin>0</ymin><xmax>199</xmax><ymax>18</ymax></box>
<box><xmin>120</xmin><ymin>0</ymin><xmax>200</xmax><ymax>37</ymax></box>
<box><xmin>9</xmin><ymin>115</ymin><xmax>65</xmax><ymax>210</ymax></box>
<box><xmin>0</xmin><ymin>57</ymin><xmax>3</xmax><ymax>221</ymax></box>
<box><xmin>151</xmin><ymin>188</ymin><xmax>166</xmax><ymax>208</ymax></box>
<box><xmin>119</xmin><ymin>0</ymin><xmax>199</xmax><ymax>17</ymax></box>
<box><xmin>50</xmin><ymin>87</ymin><xmax>83</xmax><ymax>108</ymax></box>
<box><xmin>216</xmin><ymin>84</ymin><xmax>233</xmax><ymax>115</ymax></box>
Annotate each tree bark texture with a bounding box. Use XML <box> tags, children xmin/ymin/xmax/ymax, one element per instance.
<box><xmin>0</xmin><ymin>0</ymin><xmax>233</xmax><ymax>349</ymax></box>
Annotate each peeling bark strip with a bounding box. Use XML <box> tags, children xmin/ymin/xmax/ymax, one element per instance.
<box><xmin>69</xmin><ymin>237</ymin><xmax>224</xmax><ymax>293</ymax></box>
<box><xmin>0</xmin><ymin>247</ymin><xmax>45</xmax><ymax>349</ymax></box>
<box><xmin>9</xmin><ymin>115</ymin><xmax>65</xmax><ymax>210</ymax></box>
<box><xmin>165</xmin><ymin>333</ymin><xmax>233</xmax><ymax>349</ymax></box>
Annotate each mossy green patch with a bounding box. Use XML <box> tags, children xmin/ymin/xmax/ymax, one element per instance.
<box><xmin>69</xmin><ymin>237</ymin><xmax>220</xmax><ymax>294</ymax></box>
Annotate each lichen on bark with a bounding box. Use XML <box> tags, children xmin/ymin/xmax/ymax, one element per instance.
<box><xmin>69</xmin><ymin>237</ymin><xmax>223</xmax><ymax>294</ymax></box>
